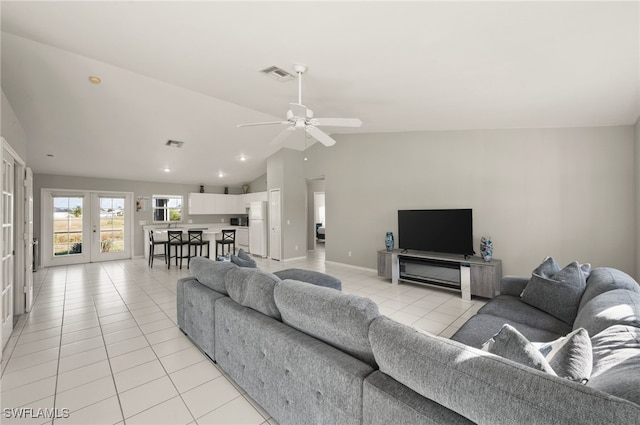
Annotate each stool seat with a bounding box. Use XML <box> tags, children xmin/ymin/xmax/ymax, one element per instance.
<box><xmin>215</xmin><ymin>229</ymin><xmax>236</xmax><ymax>258</ymax></box>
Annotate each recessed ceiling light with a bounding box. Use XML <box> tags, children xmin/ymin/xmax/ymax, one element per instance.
<box><xmin>218</xmin><ymin>171</ymin><xmax>224</xmax><ymax>178</ymax></box>
<box><xmin>163</xmin><ymin>168</ymin><xmax>171</xmax><ymax>173</ymax></box>
<box><xmin>239</xmin><ymin>155</ymin><xmax>246</xmax><ymax>161</ymax></box>
<box><xmin>88</xmin><ymin>76</ymin><xmax>101</xmax><ymax>84</ymax></box>
<box><xmin>46</xmin><ymin>154</ymin><xmax>54</xmax><ymax>157</ymax></box>
<box><xmin>304</xmin><ymin>157</ymin><xmax>308</xmax><ymax>161</ymax></box>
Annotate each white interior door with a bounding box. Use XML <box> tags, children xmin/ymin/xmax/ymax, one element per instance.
<box><xmin>1</xmin><ymin>148</ymin><xmax>15</xmax><ymax>348</ymax></box>
<box><xmin>269</xmin><ymin>189</ymin><xmax>281</xmax><ymax>261</ymax></box>
<box><xmin>24</xmin><ymin>168</ymin><xmax>33</xmax><ymax>312</ymax></box>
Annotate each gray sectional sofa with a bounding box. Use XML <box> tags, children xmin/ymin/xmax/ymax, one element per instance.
<box><xmin>177</xmin><ymin>257</ymin><xmax>640</xmax><ymax>424</ymax></box>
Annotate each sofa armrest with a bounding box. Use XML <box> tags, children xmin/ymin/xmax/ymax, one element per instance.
<box><xmin>500</xmin><ymin>276</ymin><xmax>529</xmax><ymax>296</ymax></box>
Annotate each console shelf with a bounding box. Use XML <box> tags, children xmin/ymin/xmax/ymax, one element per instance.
<box><xmin>377</xmin><ymin>249</ymin><xmax>502</xmax><ymax>300</ymax></box>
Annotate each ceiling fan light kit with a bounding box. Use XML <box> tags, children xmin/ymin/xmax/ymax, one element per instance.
<box><xmin>238</xmin><ymin>64</ymin><xmax>362</xmax><ymax>147</ymax></box>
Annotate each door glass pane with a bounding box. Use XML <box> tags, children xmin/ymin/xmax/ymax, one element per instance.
<box><xmin>53</xmin><ymin>196</ymin><xmax>83</xmax><ymax>256</ymax></box>
<box><xmin>99</xmin><ymin>197</ymin><xmax>125</xmax><ymax>253</ymax></box>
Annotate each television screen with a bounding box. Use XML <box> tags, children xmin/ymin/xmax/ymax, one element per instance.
<box><xmin>398</xmin><ymin>209</ymin><xmax>473</xmax><ymax>256</ymax></box>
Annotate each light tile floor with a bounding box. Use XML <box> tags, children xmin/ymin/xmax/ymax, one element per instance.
<box><xmin>1</xmin><ymin>247</ymin><xmax>486</xmax><ymax>425</ymax></box>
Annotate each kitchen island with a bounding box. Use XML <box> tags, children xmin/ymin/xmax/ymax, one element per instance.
<box><xmin>143</xmin><ymin>223</ymin><xmax>249</xmax><ymax>260</ymax></box>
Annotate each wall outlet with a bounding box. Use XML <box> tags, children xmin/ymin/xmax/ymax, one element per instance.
<box><xmin>295</xmin><ymin>245</ymin><xmax>298</xmax><ymax>251</ymax></box>
<box><xmin>221</xmin><ymin>218</ymin><xmax>225</xmax><ymax>222</ymax></box>
<box><xmin>348</xmin><ymin>251</ymin><xmax>352</xmax><ymax>257</ymax></box>
<box><xmin>188</xmin><ymin>219</ymin><xmax>193</xmax><ymax>224</ymax></box>
<box><xmin>287</xmin><ymin>220</ymin><xmax>291</xmax><ymax>225</ymax></box>
<box><xmin>139</xmin><ymin>220</ymin><xmax>147</xmax><ymax>226</ymax></box>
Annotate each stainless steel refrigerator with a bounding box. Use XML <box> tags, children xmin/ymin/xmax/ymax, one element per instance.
<box><xmin>249</xmin><ymin>201</ymin><xmax>267</xmax><ymax>257</ymax></box>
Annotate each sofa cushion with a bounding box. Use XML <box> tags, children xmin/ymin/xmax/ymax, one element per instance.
<box><xmin>521</xmin><ymin>261</ymin><xmax>587</xmax><ymax>325</ymax></box>
<box><xmin>450</xmin><ymin>313</ymin><xmax>565</xmax><ymax>349</ymax></box>
<box><xmin>481</xmin><ymin>324</ymin><xmax>556</xmax><ymax>375</ymax></box>
<box><xmin>533</xmin><ymin>328</ymin><xmax>592</xmax><ymax>383</ymax></box>
<box><xmin>579</xmin><ymin>268</ymin><xmax>640</xmax><ymax>310</ymax></box>
<box><xmin>370</xmin><ymin>316</ymin><xmax>640</xmax><ymax>425</ymax></box>
<box><xmin>363</xmin><ymin>371</ymin><xmax>474</xmax><ymax>425</ymax></box>
<box><xmin>477</xmin><ymin>295</ymin><xmax>572</xmax><ymax>334</ymax></box>
<box><xmin>274</xmin><ymin>279</ymin><xmax>379</xmax><ymax>366</ymax></box>
<box><xmin>273</xmin><ymin>268</ymin><xmax>342</xmax><ymax>290</ymax></box>
<box><xmin>224</xmin><ymin>267</ymin><xmax>282</xmax><ymax>320</ymax></box>
<box><xmin>190</xmin><ymin>257</ymin><xmax>238</xmax><ymax>295</ymax></box>
<box><xmin>573</xmin><ymin>289</ymin><xmax>640</xmax><ymax>336</ymax></box>
<box><xmin>589</xmin><ymin>325</ymin><xmax>640</xmax><ymax>405</ymax></box>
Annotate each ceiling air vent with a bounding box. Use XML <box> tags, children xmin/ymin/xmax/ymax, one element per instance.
<box><xmin>260</xmin><ymin>66</ymin><xmax>295</xmax><ymax>82</ymax></box>
<box><xmin>166</xmin><ymin>140</ymin><xmax>184</xmax><ymax>148</ymax></box>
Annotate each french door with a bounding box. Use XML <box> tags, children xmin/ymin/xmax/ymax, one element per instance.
<box><xmin>1</xmin><ymin>149</ymin><xmax>15</xmax><ymax>348</ymax></box>
<box><xmin>42</xmin><ymin>190</ymin><xmax>133</xmax><ymax>267</ymax></box>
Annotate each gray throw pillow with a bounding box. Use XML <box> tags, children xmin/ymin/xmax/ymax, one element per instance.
<box><xmin>533</xmin><ymin>328</ymin><xmax>592</xmax><ymax>383</ymax></box>
<box><xmin>532</xmin><ymin>257</ymin><xmax>561</xmax><ymax>278</ymax></box>
<box><xmin>237</xmin><ymin>248</ymin><xmax>252</xmax><ymax>261</ymax></box>
<box><xmin>230</xmin><ymin>254</ymin><xmax>257</xmax><ymax>268</ymax></box>
<box><xmin>521</xmin><ymin>261</ymin><xmax>587</xmax><ymax>325</ymax></box>
<box><xmin>481</xmin><ymin>324</ymin><xmax>556</xmax><ymax>375</ymax></box>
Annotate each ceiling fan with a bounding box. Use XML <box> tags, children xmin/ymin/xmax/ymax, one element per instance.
<box><xmin>237</xmin><ymin>64</ymin><xmax>362</xmax><ymax>147</ymax></box>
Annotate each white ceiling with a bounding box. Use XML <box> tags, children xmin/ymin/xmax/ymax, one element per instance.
<box><xmin>1</xmin><ymin>1</ymin><xmax>639</xmax><ymax>186</ymax></box>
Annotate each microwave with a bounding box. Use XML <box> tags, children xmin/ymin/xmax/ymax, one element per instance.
<box><xmin>230</xmin><ymin>218</ymin><xmax>240</xmax><ymax>226</ymax></box>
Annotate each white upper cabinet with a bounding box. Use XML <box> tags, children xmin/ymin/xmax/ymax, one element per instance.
<box><xmin>189</xmin><ymin>192</ymin><xmax>266</xmax><ymax>215</ymax></box>
<box><xmin>188</xmin><ymin>193</ymin><xmax>207</xmax><ymax>215</ymax></box>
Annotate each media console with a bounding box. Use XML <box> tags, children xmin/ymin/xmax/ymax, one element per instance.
<box><xmin>377</xmin><ymin>249</ymin><xmax>502</xmax><ymax>300</ymax></box>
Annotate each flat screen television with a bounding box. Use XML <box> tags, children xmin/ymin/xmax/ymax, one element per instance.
<box><xmin>398</xmin><ymin>209</ymin><xmax>473</xmax><ymax>256</ymax></box>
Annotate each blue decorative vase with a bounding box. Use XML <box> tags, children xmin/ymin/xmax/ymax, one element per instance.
<box><xmin>480</xmin><ymin>236</ymin><xmax>493</xmax><ymax>262</ymax></box>
<box><xmin>385</xmin><ymin>232</ymin><xmax>394</xmax><ymax>251</ymax></box>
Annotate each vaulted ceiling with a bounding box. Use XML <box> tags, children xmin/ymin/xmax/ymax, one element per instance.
<box><xmin>2</xmin><ymin>1</ymin><xmax>638</xmax><ymax>186</ymax></box>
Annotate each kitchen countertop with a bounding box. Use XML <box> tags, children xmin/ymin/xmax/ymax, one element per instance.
<box><xmin>143</xmin><ymin>223</ymin><xmax>249</xmax><ymax>233</ymax></box>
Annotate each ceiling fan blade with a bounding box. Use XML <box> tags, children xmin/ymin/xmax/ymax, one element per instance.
<box><xmin>311</xmin><ymin>118</ymin><xmax>362</xmax><ymax>128</ymax></box>
<box><xmin>305</xmin><ymin>126</ymin><xmax>336</xmax><ymax>147</ymax></box>
<box><xmin>237</xmin><ymin>121</ymin><xmax>288</xmax><ymax>128</ymax></box>
<box><xmin>270</xmin><ymin>126</ymin><xmax>296</xmax><ymax>145</ymax></box>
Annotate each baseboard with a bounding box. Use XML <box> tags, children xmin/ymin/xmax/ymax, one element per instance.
<box><xmin>324</xmin><ymin>260</ymin><xmax>377</xmax><ymax>274</ymax></box>
<box><xmin>283</xmin><ymin>256</ymin><xmax>308</xmax><ymax>263</ymax></box>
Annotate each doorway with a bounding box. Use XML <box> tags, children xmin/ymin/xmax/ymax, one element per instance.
<box><xmin>41</xmin><ymin>190</ymin><xmax>133</xmax><ymax>267</ymax></box>
<box><xmin>306</xmin><ymin>178</ymin><xmax>325</xmax><ymax>252</ymax></box>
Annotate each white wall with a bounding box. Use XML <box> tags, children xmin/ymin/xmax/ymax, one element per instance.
<box><xmin>1</xmin><ymin>90</ymin><xmax>28</xmax><ymax>161</ymax></box>
<box><xmin>303</xmin><ymin>126</ymin><xmax>636</xmax><ymax>277</ymax></box>
<box><xmin>267</xmin><ymin>148</ymin><xmax>307</xmax><ymax>260</ymax></box>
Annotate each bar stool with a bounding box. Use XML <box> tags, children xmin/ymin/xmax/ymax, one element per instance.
<box><xmin>148</xmin><ymin>230</ymin><xmax>167</xmax><ymax>268</ymax></box>
<box><xmin>215</xmin><ymin>229</ymin><xmax>236</xmax><ymax>258</ymax></box>
<box><xmin>167</xmin><ymin>230</ymin><xmax>188</xmax><ymax>269</ymax></box>
<box><xmin>187</xmin><ymin>230</ymin><xmax>210</xmax><ymax>267</ymax></box>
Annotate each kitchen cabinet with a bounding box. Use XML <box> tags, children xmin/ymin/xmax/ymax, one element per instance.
<box><xmin>188</xmin><ymin>193</ymin><xmax>207</xmax><ymax>215</ymax></box>
<box><xmin>189</xmin><ymin>193</ymin><xmax>262</xmax><ymax>215</ymax></box>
